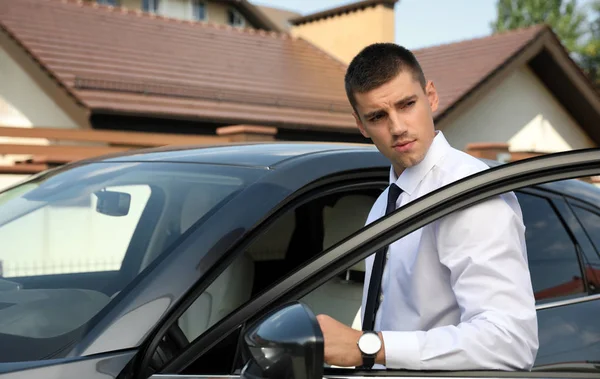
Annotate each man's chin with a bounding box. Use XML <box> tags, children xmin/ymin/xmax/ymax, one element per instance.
<box><xmin>395</xmin><ymin>154</ymin><xmax>425</xmax><ymax>170</ymax></box>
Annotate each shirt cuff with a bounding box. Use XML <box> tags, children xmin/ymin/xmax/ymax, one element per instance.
<box><xmin>381</xmin><ymin>331</ymin><xmax>422</xmax><ymax>370</ymax></box>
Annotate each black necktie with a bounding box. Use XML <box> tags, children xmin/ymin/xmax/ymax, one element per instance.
<box><xmin>362</xmin><ymin>183</ymin><xmax>402</xmax><ymax>332</ymax></box>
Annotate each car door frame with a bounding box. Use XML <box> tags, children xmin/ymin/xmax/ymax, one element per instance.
<box><xmin>143</xmin><ymin>149</ymin><xmax>600</xmax><ymax>379</ymax></box>
<box><xmin>130</xmin><ymin>167</ymin><xmax>391</xmax><ymax>377</ymax></box>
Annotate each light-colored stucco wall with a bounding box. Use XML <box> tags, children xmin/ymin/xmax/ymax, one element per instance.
<box><xmin>0</xmin><ymin>46</ymin><xmax>79</xmax><ymax>129</ymax></box>
<box><xmin>442</xmin><ymin>66</ymin><xmax>595</xmax><ymax>153</ymax></box>
<box><xmin>160</xmin><ymin>0</ymin><xmax>191</xmax><ymax>19</ymax></box>
<box><xmin>118</xmin><ymin>0</ymin><xmax>248</xmax><ymax>26</ymax></box>
<box><xmin>0</xmin><ymin>174</ymin><xmax>29</xmax><ymax>192</ymax></box>
<box><xmin>290</xmin><ymin>4</ymin><xmax>395</xmax><ymax>64</ymax></box>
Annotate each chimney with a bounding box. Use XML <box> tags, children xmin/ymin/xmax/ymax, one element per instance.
<box><xmin>290</xmin><ymin>0</ymin><xmax>398</xmax><ymax>64</ymax></box>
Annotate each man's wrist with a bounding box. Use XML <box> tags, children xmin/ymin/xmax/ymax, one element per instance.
<box><xmin>375</xmin><ymin>332</ymin><xmax>386</xmax><ymax>365</ymax></box>
<box><xmin>356</xmin><ymin>331</ymin><xmax>386</xmax><ymax>367</ymax></box>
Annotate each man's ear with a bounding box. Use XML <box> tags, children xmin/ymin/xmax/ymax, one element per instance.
<box><xmin>353</xmin><ymin>112</ymin><xmax>369</xmax><ymax>138</ymax></box>
<box><xmin>425</xmin><ymin>81</ymin><xmax>439</xmax><ymax>113</ymax></box>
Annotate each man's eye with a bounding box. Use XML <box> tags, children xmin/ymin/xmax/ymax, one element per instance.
<box><xmin>370</xmin><ymin>114</ymin><xmax>384</xmax><ymax>122</ymax></box>
<box><xmin>404</xmin><ymin>101</ymin><xmax>416</xmax><ymax>108</ymax></box>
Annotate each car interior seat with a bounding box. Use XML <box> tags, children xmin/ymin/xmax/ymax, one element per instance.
<box><xmin>177</xmin><ymin>189</ymin><xmax>255</xmax><ymax>341</ymax></box>
<box><xmin>300</xmin><ymin>194</ymin><xmax>375</xmax><ymax>330</ymax></box>
<box><xmin>246</xmin><ymin>210</ymin><xmax>296</xmax><ymax>295</ymax></box>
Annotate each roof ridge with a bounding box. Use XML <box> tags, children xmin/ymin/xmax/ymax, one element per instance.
<box><xmin>290</xmin><ymin>0</ymin><xmax>398</xmax><ymax>25</ymax></box>
<box><xmin>413</xmin><ymin>24</ymin><xmax>548</xmax><ymax>53</ymax></box>
<box><xmin>50</xmin><ymin>0</ymin><xmax>295</xmax><ymax>40</ymax></box>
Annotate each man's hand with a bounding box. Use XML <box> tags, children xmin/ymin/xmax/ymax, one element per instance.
<box><xmin>317</xmin><ymin>314</ymin><xmax>362</xmax><ymax>367</ymax></box>
<box><xmin>316</xmin><ymin>314</ymin><xmax>385</xmax><ymax>367</ymax></box>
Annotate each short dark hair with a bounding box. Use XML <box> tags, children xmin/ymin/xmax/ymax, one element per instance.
<box><xmin>345</xmin><ymin>43</ymin><xmax>427</xmax><ymax>115</ymax></box>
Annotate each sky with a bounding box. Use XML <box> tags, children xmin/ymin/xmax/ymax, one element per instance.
<box><xmin>251</xmin><ymin>0</ymin><xmax>596</xmax><ymax>50</ymax></box>
<box><xmin>251</xmin><ymin>0</ymin><xmax>499</xmax><ymax>50</ymax></box>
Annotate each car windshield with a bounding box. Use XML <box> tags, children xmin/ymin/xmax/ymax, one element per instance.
<box><xmin>0</xmin><ymin>160</ymin><xmax>262</xmax><ymax>363</ymax></box>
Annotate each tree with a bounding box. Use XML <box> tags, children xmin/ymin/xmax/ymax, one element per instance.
<box><xmin>578</xmin><ymin>0</ymin><xmax>600</xmax><ymax>86</ymax></box>
<box><xmin>492</xmin><ymin>0</ymin><xmax>599</xmax><ymax>86</ymax></box>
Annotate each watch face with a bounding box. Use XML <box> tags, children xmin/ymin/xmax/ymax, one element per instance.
<box><xmin>358</xmin><ymin>332</ymin><xmax>382</xmax><ymax>355</ymax></box>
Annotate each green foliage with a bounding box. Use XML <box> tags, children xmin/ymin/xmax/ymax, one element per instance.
<box><xmin>492</xmin><ymin>0</ymin><xmax>599</xmax><ymax>86</ymax></box>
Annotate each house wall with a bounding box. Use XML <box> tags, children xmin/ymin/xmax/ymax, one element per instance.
<box><xmin>442</xmin><ymin>66</ymin><xmax>595</xmax><ymax>154</ymax></box>
<box><xmin>0</xmin><ymin>46</ymin><xmax>79</xmax><ymax>129</ymax></box>
<box><xmin>117</xmin><ymin>0</ymin><xmax>248</xmax><ymax>26</ymax></box>
<box><xmin>119</xmin><ymin>0</ymin><xmax>141</xmax><ymax>10</ymax></box>
<box><xmin>0</xmin><ymin>174</ymin><xmax>29</xmax><ymax>191</ymax></box>
<box><xmin>160</xmin><ymin>0</ymin><xmax>191</xmax><ymax>19</ymax></box>
<box><xmin>290</xmin><ymin>4</ymin><xmax>395</xmax><ymax>64</ymax></box>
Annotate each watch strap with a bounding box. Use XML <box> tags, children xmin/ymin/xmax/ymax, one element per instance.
<box><xmin>359</xmin><ymin>355</ymin><xmax>375</xmax><ymax>369</ymax></box>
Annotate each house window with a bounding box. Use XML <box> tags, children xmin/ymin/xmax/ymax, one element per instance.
<box><xmin>142</xmin><ymin>0</ymin><xmax>159</xmax><ymax>13</ymax></box>
<box><xmin>227</xmin><ymin>8</ymin><xmax>245</xmax><ymax>27</ymax></box>
<box><xmin>193</xmin><ymin>0</ymin><xmax>207</xmax><ymax>21</ymax></box>
<box><xmin>97</xmin><ymin>0</ymin><xmax>118</xmax><ymax>5</ymax></box>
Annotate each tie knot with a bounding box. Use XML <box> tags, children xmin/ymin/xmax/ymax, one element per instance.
<box><xmin>386</xmin><ymin>183</ymin><xmax>402</xmax><ymax>214</ymax></box>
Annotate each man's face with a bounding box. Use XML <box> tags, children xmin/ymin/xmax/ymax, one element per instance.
<box><xmin>353</xmin><ymin>70</ymin><xmax>439</xmax><ymax>176</ymax></box>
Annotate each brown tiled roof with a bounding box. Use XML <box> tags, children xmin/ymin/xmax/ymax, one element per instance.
<box><xmin>413</xmin><ymin>25</ymin><xmax>547</xmax><ymax>119</ymax></box>
<box><xmin>290</xmin><ymin>0</ymin><xmax>398</xmax><ymax>25</ymax></box>
<box><xmin>0</xmin><ymin>0</ymin><xmax>354</xmax><ymax>132</ymax></box>
<box><xmin>2</xmin><ymin>1</ymin><xmax>598</xmax><ymax>139</ymax></box>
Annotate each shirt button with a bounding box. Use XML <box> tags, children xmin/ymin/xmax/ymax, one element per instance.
<box><xmin>379</xmin><ymin>293</ymin><xmax>384</xmax><ymax>303</ymax></box>
<box><xmin>386</xmin><ymin>251</ymin><xmax>390</xmax><ymax>259</ymax></box>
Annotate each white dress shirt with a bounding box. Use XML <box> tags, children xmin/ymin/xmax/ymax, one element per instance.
<box><xmin>361</xmin><ymin>131</ymin><xmax>539</xmax><ymax>371</ymax></box>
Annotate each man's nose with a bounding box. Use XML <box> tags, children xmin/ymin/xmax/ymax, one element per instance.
<box><xmin>388</xmin><ymin>112</ymin><xmax>407</xmax><ymax>135</ymax></box>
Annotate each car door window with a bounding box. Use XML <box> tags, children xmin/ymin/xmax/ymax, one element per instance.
<box><xmin>168</xmin><ymin>185</ymin><xmax>380</xmax><ymax>373</ymax></box>
<box><xmin>515</xmin><ymin>192</ymin><xmax>585</xmax><ymax>302</ymax></box>
<box><xmin>567</xmin><ymin>205</ymin><xmax>600</xmax><ymax>290</ymax></box>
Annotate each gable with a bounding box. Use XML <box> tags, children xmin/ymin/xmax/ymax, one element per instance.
<box><xmin>442</xmin><ymin>66</ymin><xmax>595</xmax><ymax>152</ymax></box>
<box><xmin>0</xmin><ymin>45</ymin><xmax>80</xmax><ymax>129</ymax></box>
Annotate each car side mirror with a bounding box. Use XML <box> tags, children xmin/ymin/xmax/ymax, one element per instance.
<box><xmin>240</xmin><ymin>301</ymin><xmax>324</xmax><ymax>379</ymax></box>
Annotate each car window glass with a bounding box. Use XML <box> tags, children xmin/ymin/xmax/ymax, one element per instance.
<box><xmin>515</xmin><ymin>192</ymin><xmax>585</xmax><ymax>302</ymax></box>
<box><xmin>0</xmin><ymin>184</ymin><xmax>150</xmax><ymax>277</ymax></box>
<box><xmin>171</xmin><ymin>187</ymin><xmax>379</xmax><ymax>374</ymax></box>
<box><xmin>568</xmin><ymin>205</ymin><xmax>600</xmax><ymax>290</ymax></box>
<box><xmin>0</xmin><ymin>162</ymin><xmax>259</xmax><ymax>363</ymax></box>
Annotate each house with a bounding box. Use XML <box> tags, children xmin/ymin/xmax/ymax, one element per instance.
<box><xmin>0</xmin><ymin>0</ymin><xmax>599</xmax><ymax>190</ymax></box>
<box><xmin>93</xmin><ymin>0</ymin><xmax>284</xmax><ymax>31</ymax></box>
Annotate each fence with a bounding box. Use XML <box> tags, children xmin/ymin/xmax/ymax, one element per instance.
<box><xmin>0</xmin><ymin>259</ymin><xmax>122</xmax><ymax>278</ymax></box>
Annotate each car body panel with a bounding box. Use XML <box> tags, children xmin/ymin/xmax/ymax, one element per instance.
<box><xmin>101</xmin><ymin>142</ymin><xmax>379</xmax><ymax>168</ymax></box>
<box><xmin>0</xmin><ymin>350</ymin><xmax>137</xmax><ymax>379</ymax></box>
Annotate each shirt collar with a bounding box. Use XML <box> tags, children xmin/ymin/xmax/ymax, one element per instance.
<box><xmin>389</xmin><ymin>130</ymin><xmax>450</xmax><ymax>195</ymax></box>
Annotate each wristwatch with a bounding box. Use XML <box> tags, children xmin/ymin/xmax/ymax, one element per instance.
<box><xmin>357</xmin><ymin>331</ymin><xmax>382</xmax><ymax>368</ymax></box>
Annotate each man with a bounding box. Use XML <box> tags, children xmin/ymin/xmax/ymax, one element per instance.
<box><xmin>316</xmin><ymin>43</ymin><xmax>539</xmax><ymax>371</ymax></box>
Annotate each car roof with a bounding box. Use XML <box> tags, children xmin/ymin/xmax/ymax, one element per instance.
<box><xmin>98</xmin><ymin>142</ymin><xmax>380</xmax><ymax>168</ymax></box>
<box><xmin>78</xmin><ymin>142</ymin><xmax>600</xmax><ymax>207</ymax></box>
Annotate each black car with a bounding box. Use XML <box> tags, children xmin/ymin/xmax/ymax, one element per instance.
<box><xmin>0</xmin><ymin>142</ymin><xmax>599</xmax><ymax>379</ymax></box>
